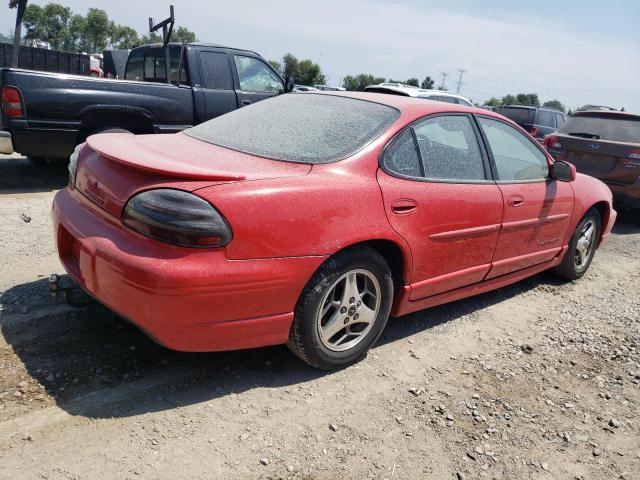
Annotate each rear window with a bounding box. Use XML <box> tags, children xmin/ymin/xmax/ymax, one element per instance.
<box><xmin>559</xmin><ymin>115</ymin><xmax>640</xmax><ymax>144</ymax></box>
<box><xmin>536</xmin><ymin>110</ymin><xmax>555</xmax><ymax>127</ymax></box>
<box><xmin>498</xmin><ymin>107</ymin><xmax>535</xmax><ymax>125</ymax></box>
<box><xmin>185</xmin><ymin>94</ymin><xmax>400</xmax><ymax>164</ymax></box>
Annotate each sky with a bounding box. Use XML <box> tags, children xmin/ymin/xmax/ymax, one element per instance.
<box><xmin>2</xmin><ymin>0</ymin><xmax>639</xmax><ymax>111</ymax></box>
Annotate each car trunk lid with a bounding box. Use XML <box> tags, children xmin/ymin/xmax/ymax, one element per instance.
<box><xmin>77</xmin><ymin>132</ymin><xmax>311</xmax><ymax>217</ymax></box>
<box><xmin>552</xmin><ymin>134</ymin><xmax>640</xmax><ymax>185</ymax></box>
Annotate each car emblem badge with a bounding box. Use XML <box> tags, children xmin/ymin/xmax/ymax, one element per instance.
<box><xmin>588</xmin><ymin>143</ymin><xmax>600</xmax><ymax>151</ymax></box>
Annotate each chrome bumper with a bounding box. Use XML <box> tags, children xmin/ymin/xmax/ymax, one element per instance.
<box><xmin>0</xmin><ymin>131</ymin><xmax>14</xmax><ymax>155</ymax></box>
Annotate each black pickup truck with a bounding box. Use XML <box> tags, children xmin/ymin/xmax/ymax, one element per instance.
<box><xmin>0</xmin><ymin>42</ymin><xmax>293</xmax><ymax>160</ymax></box>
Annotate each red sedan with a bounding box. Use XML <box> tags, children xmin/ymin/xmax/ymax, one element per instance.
<box><xmin>52</xmin><ymin>92</ymin><xmax>616</xmax><ymax>369</ymax></box>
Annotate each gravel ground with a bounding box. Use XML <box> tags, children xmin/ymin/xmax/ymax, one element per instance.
<box><xmin>0</xmin><ymin>154</ymin><xmax>639</xmax><ymax>480</ymax></box>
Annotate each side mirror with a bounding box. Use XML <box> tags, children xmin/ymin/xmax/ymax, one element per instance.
<box><xmin>284</xmin><ymin>76</ymin><xmax>295</xmax><ymax>93</ymax></box>
<box><xmin>551</xmin><ymin>160</ymin><xmax>576</xmax><ymax>182</ymax></box>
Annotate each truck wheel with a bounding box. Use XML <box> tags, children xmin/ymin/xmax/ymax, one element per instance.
<box><xmin>287</xmin><ymin>246</ymin><xmax>394</xmax><ymax>370</ymax></box>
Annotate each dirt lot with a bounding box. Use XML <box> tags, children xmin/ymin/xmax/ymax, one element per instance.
<box><xmin>0</xmin><ymin>154</ymin><xmax>639</xmax><ymax>480</ymax></box>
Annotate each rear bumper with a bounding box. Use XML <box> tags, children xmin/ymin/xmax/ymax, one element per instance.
<box><xmin>0</xmin><ymin>130</ymin><xmax>13</xmax><ymax>154</ymax></box>
<box><xmin>608</xmin><ymin>180</ymin><xmax>640</xmax><ymax>208</ymax></box>
<box><xmin>52</xmin><ymin>188</ymin><xmax>326</xmax><ymax>352</ymax></box>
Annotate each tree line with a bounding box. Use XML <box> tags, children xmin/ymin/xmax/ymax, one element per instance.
<box><xmin>17</xmin><ymin>2</ymin><xmax>197</xmax><ymax>53</ymax></box>
<box><xmin>484</xmin><ymin>94</ymin><xmax>567</xmax><ymax>113</ymax></box>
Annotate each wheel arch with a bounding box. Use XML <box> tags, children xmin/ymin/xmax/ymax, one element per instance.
<box><xmin>590</xmin><ymin>200</ymin><xmax>610</xmax><ymax>246</ymax></box>
<box><xmin>77</xmin><ymin>105</ymin><xmax>155</xmax><ymax>143</ymax></box>
<box><xmin>333</xmin><ymin>239</ymin><xmax>410</xmax><ymax>291</ymax></box>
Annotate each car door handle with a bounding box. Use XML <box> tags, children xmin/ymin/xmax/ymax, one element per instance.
<box><xmin>241</xmin><ymin>100</ymin><xmax>252</xmax><ymax>106</ymax></box>
<box><xmin>391</xmin><ymin>199</ymin><xmax>417</xmax><ymax>214</ymax></box>
<box><xmin>507</xmin><ymin>195</ymin><xmax>525</xmax><ymax>207</ymax></box>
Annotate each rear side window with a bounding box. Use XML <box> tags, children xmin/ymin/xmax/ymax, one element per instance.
<box><xmin>478</xmin><ymin>117</ymin><xmax>549</xmax><ymax>181</ymax></box>
<box><xmin>199</xmin><ymin>52</ymin><xmax>233</xmax><ymax>90</ymax></box>
<box><xmin>423</xmin><ymin>95</ymin><xmax>457</xmax><ymax>104</ymax></box>
<box><xmin>125</xmin><ymin>46</ymin><xmax>187</xmax><ymax>85</ymax></box>
<box><xmin>555</xmin><ymin>113</ymin><xmax>565</xmax><ymax>128</ymax></box>
<box><xmin>499</xmin><ymin>107</ymin><xmax>535</xmax><ymax>125</ymax></box>
<box><xmin>559</xmin><ymin>115</ymin><xmax>640</xmax><ymax>143</ymax></box>
<box><xmin>536</xmin><ymin>110</ymin><xmax>555</xmax><ymax>127</ymax></box>
<box><xmin>383</xmin><ymin>129</ymin><xmax>422</xmax><ymax>177</ymax></box>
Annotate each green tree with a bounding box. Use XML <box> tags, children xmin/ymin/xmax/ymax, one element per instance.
<box><xmin>343</xmin><ymin>73</ymin><xmax>386</xmax><ymax>91</ymax></box>
<box><xmin>501</xmin><ymin>94</ymin><xmax>517</xmax><ymax>105</ymax></box>
<box><xmin>268</xmin><ymin>60</ymin><xmax>283</xmax><ymax>74</ymax></box>
<box><xmin>64</xmin><ymin>14</ymin><xmax>87</xmax><ymax>51</ymax></box>
<box><xmin>22</xmin><ymin>4</ymin><xmax>46</xmax><ymax>42</ymax></box>
<box><xmin>282</xmin><ymin>53</ymin><xmax>298</xmax><ymax>78</ymax></box>
<box><xmin>484</xmin><ymin>97</ymin><xmax>502</xmax><ymax>108</ymax></box>
<box><xmin>515</xmin><ymin>93</ymin><xmax>540</xmax><ymax>107</ymax></box>
<box><xmin>405</xmin><ymin>78</ymin><xmax>419</xmax><ymax>87</ymax></box>
<box><xmin>421</xmin><ymin>76</ymin><xmax>435</xmax><ymax>89</ymax></box>
<box><xmin>140</xmin><ymin>32</ymin><xmax>161</xmax><ymax>44</ymax></box>
<box><xmin>542</xmin><ymin>99</ymin><xmax>566</xmax><ymax>113</ymax></box>
<box><xmin>42</xmin><ymin>3</ymin><xmax>71</xmax><ymax>49</ymax></box>
<box><xmin>85</xmin><ymin>8</ymin><xmax>109</xmax><ymax>52</ymax></box>
<box><xmin>172</xmin><ymin>26</ymin><xmax>197</xmax><ymax>43</ymax></box>
<box><xmin>110</xmin><ymin>24</ymin><xmax>139</xmax><ymax>49</ymax></box>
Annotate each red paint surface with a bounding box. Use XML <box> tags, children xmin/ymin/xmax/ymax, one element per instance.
<box><xmin>52</xmin><ymin>93</ymin><xmax>616</xmax><ymax>353</ymax></box>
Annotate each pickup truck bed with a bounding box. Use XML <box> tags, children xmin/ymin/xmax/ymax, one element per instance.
<box><xmin>0</xmin><ymin>42</ymin><xmax>290</xmax><ymax>159</ymax></box>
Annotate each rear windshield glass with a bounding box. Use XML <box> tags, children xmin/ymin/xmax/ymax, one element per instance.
<box><xmin>559</xmin><ymin>115</ymin><xmax>640</xmax><ymax>144</ymax></box>
<box><xmin>498</xmin><ymin>107</ymin><xmax>535</xmax><ymax>125</ymax></box>
<box><xmin>185</xmin><ymin>94</ymin><xmax>400</xmax><ymax>164</ymax></box>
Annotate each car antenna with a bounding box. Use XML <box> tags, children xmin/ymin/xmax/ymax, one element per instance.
<box><xmin>149</xmin><ymin>5</ymin><xmax>175</xmax><ymax>85</ymax></box>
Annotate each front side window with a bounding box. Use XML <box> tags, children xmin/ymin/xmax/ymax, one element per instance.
<box><xmin>478</xmin><ymin>117</ymin><xmax>549</xmax><ymax>181</ymax></box>
<box><xmin>413</xmin><ymin>115</ymin><xmax>485</xmax><ymax>180</ymax></box>
<box><xmin>382</xmin><ymin>115</ymin><xmax>486</xmax><ymax>181</ymax></box>
<box><xmin>234</xmin><ymin>56</ymin><xmax>283</xmax><ymax>93</ymax></box>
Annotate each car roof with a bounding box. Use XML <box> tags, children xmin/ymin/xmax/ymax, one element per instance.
<box><xmin>325</xmin><ymin>91</ymin><xmax>497</xmax><ymax>120</ymax></box>
<box><xmin>134</xmin><ymin>42</ymin><xmax>260</xmax><ymax>56</ymax></box>
<box><xmin>501</xmin><ymin>104</ymin><xmax>565</xmax><ymax>114</ymax></box>
<box><xmin>573</xmin><ymin>110</ymin><xmax>640</xmax><ymax>121</ymax></box>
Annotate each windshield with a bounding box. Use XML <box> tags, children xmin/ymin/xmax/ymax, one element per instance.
<box><xmin>559</xmin><ymin>114</ymin><xmax>640</xmax><ymax>144</ymax></box>
<box><xmin>498</xmin><ymin>107</ymin><xmax>535</xmax><ymax>125</ymax></box>
<box><xmin>185</xmin><ymin>94</ymin><xmax>400</xmax><ymax>164</ymax></box>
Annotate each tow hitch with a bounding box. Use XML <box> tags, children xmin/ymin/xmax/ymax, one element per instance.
<box><xmin>49</xmin><ymin>274</ymin><xmax>94</xmax><ymax>308</ymax></box>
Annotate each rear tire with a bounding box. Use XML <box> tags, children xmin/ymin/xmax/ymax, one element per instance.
<box><xmin>553</xmin><ymin>208</ymin><xmax>601</xmax><ymax>280</ymax></box>
<box><xmin>287</xmin><ymin>246</ymin><xmax>394</xmax><ymax>370</ymax></box>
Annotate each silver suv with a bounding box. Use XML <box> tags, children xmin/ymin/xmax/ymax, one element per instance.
<box><xmin>365</xmin><ymin>83</ymin><xmax>474</xmax><ymax>107</ymax></box>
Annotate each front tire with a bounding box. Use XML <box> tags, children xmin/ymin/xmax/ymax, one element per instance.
<box><xmin>287</xmin><ymin>246</ymin><xmax>394</xmax><ymax>370</ymax></box>
<box><xmin>553</xmin><ymin>208</ymin><xmax>601</xmax><ymax>280</ymax></box>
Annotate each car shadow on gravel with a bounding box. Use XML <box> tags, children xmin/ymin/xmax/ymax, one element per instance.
<box><xmin>612</xmin><ymin>209</ymin><xmax>640</xmax><ymax>235</ymax></box>
<box><xmin>0</xmin><ymin>155</ymin><xmax>68</xmax><ymax>193</ymax></box>
<box><xmin>1</xmin><ymin>270</ymin><xmax>562</xmax><ymax>420</ymax></box>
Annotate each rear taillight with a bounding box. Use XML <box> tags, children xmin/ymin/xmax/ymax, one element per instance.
<box><xmin>543</xmin><ymin>135</ymin><xmax>562</xmax><ymax>150</ymax></box>
<box><xmin>68</xmin><ymin>143</ymin><xmax>84</xmax><ymax>189</ymax></box>
<box><xmin>122</xmin><ymin>189</ymin><xmax>232</xmax><ymax>248</ymax></box>
<box><xmin>628</xmin><ymin>150</ymin><xmax>640</xmax><ymax>161</ymax></box>
<box><xmin>529</xmin><ymin>127</ymin><xmax>539</xmax><ymax>137</ymax></box>
<box><xmin>1</xmin><ymin>86</ymin><xmax>24</xmax><ymax>117</ymax></box>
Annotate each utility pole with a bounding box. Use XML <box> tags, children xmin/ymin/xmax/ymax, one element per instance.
<box><xmin>9</xmin><ymin>0</ymin><xmax>28</xmax><ymax>68</ymax></box>
<box><xmin>438</xmin><ymin>71</ymin><xmax>448</xmax><ymax>91</ymax></box>
<box><xmin>456</xmin><ymin>68</ymin><xmax>466</xmax><ymax>94</ymax></box>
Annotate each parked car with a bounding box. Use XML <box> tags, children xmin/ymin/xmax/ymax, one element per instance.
<box><xmin>52</xmin><ymin>92</ymin><xmax>616</xmax><ymax>369</ymax></box>
<box><xmin>544</xmin><ymin>110</ymin><xmax>640</xmax><ymax>209</ymax></box>
<box><xmin>498</xmin><ymin>105</ymin><xmax>567</xmax><ymax>142</ymax></box>
<box><xmin>293</xmin><ymin>85</ymin><xmax>320</xmax><ymax>92</ymax></box>
<box><xmin>365</xmin><ymin>83</ymin><xmax>474</xmax><ymax>106</ymax></box>
<box><xmin>0</xmin><ymin>42</ymin><xmax>293</xmax><ymax>160</ymax></box>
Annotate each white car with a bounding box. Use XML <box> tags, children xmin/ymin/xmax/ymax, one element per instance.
<box><xmin>365</xmin><ymin>83</ymin><xmax>474</xmax><ymax>107</ymax></box>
